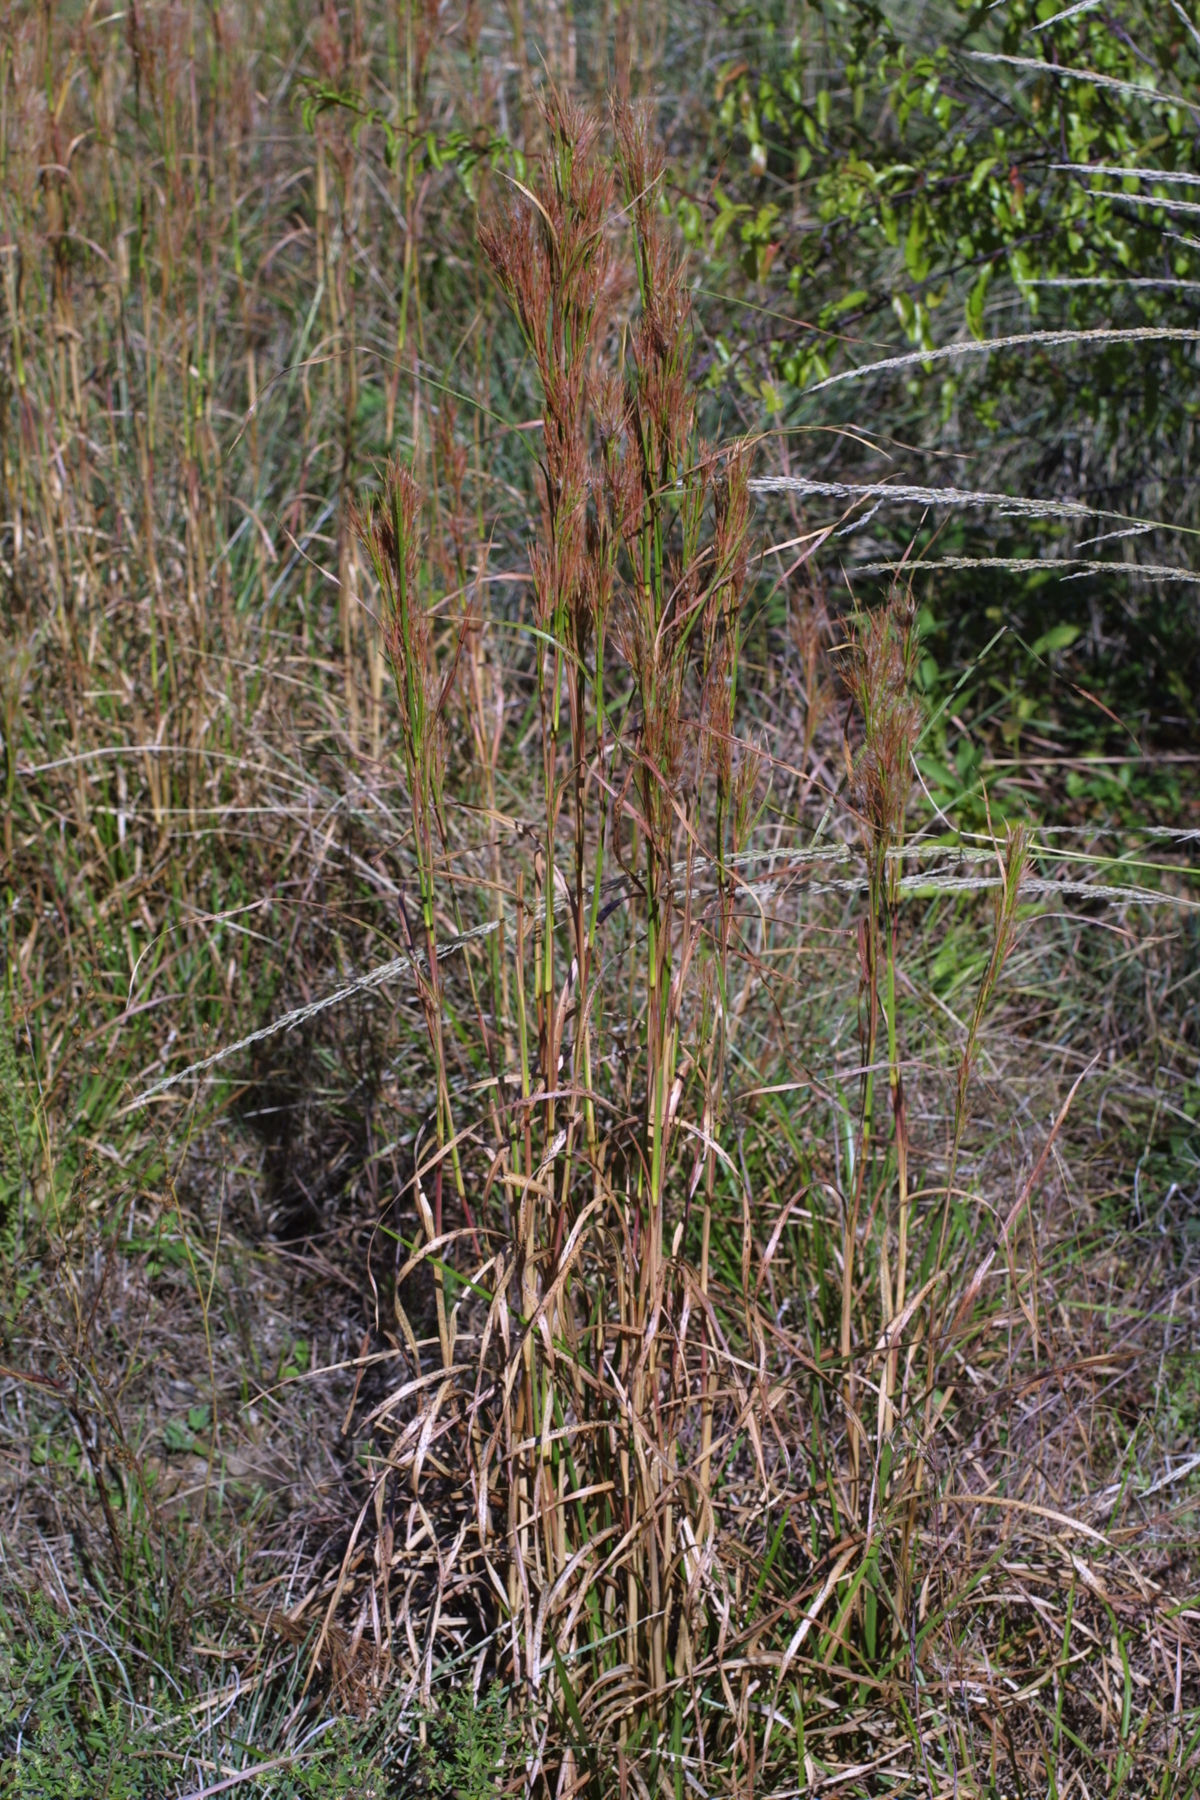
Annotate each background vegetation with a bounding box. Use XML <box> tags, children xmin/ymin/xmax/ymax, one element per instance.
<box><xmin>1</xmin><ymin>1</ymin><xmax>1198</xmax><ymax>1796</ymax></box>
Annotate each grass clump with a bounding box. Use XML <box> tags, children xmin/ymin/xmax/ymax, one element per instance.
<box><xmin>316</xmin><ymin>96</ymin><xmax>1200</xmax><ymax>1796</ymax></box>
<box><xmin>2</xmin><ymin>5</ymin><xmax>1199</xmax><ymax>1798</ymax></box>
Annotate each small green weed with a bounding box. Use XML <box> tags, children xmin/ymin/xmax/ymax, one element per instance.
<box><xmin>415</xmin><ymin>1684</ymin><xmax>514</xmax><ymax>1800</ymax></box>
<box><xmin>0</xmin><ymin>1595</ymin><xmax>393</xmax><ymax>1799</ymax></box>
